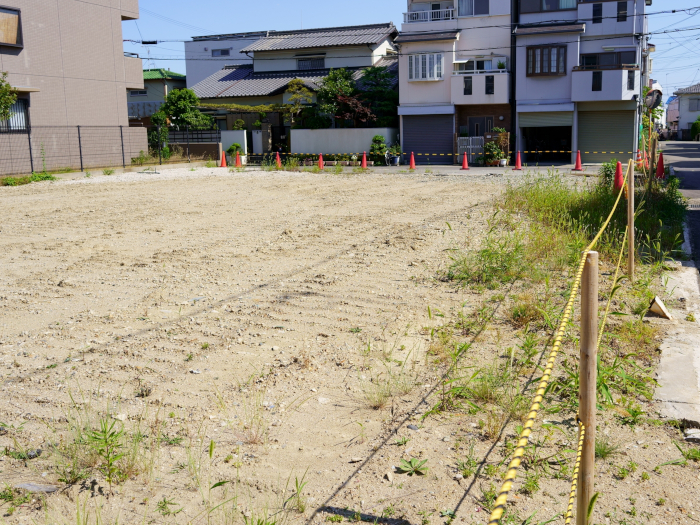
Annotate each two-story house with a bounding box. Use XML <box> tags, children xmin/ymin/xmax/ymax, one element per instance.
<box><xmin>673</xmin><ymin>84</ymin><xmax>700</xmax><ymax>140</ymax></box>
<box><xmin>515</xmin><ymin>0</ymin><xmax>649</xmax><ymax>164</ymax></box>
<box><xmin>396</xmin><ymin>0</ymin><xmax>514</xmax><ymax>163</ymax></box>
<box><xmin>191</xmin><ymin>23</ymin><xmax>398</xmax><ymax>148</ymax></box>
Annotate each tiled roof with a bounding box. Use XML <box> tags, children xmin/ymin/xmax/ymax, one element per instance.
<box><xmin>240</xmin><ymin>23</ymin><xmax>397</xmax><ymax>53</ymax></box>
<box><xmin>395</xmin><ymin>30</ymin><xmax>460</xmax><ymax>43</ymax></box>
<box><xmin>143</xmin><ymin>68</ymin><xmax>186</xmax><ymax>80</ymax></box>
<box><xmin>674</xmin><ymin>83</ymin><xmax>700</xmax><ymax>95</ymax></box>
<box><xmin>191</xmin><ymin>57</ymin><xmax>398</xmax><ymax>100</ymax></box>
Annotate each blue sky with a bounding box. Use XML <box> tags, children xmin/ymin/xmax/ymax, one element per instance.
<box><xmin>123</xmin><ymin>0</ymin><xmax>700</xmax><ymax>97</ymax></box>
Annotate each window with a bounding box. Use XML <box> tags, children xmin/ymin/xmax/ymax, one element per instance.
<box><xmin>0</xmin><ymin>7</ymin><xmax>20</xmax><ymax>46</ymax></box>
<box><xmin>526</xmin><ymin>46</ymin><xmax>566</xmax><ymax>76</ymax></box>
<box><xmin>130</xmin><ymin>90</ymin><xmax>147</xmax><ymax>97</ymax></box>
<box><xmin>0</xmin><ymin>99</ymin><xmax>28</xmax><ymax>132</ymax></box>
<box><xmin>408</xmin><ymin>53</ymin><xmax>444</xmax><ymax>80</ymax></box>
<box><xmin>455</xmin><ymin>58</ymin><xmax>499</xmax><ymax>73</ymax></box>
<box><xmin>592</xmin><ymin>71</ymin><xmax>602</xmax><ymax>91</ymax></box>
<box><xmin>297</xmin><ymin>57</ymin><xmax>324</xmax><ymax>70</ymax></box>
<box><xmin>689</xmin><ymin>99</ymin><xmax>700</xmax><ymax>112</ymax></box>
<box><xmin>521</xmin><ymin>0</ymin><xmax>576</xmax><ymax>14</ymax></box>
<box><xmin>627</xmin><ymin>70</ymin><xmax>635</xmax><ymax>90</ymax></box>
<box><xmin>485</xmin><ymin>75</ymin><xmax>494</xmax><ymax>95</ymax></box>
<box><xmin>458</xmin><ymin>0</ymin><xmax>489</xmax><ymax>15</ymax></box>
<box><xmin>464</xmin><ymin>76</ymin><xmax>472</xmax><ymax>95</ymax></box>
<box><xmin>212</xmin><ymin>49</ymin><xmax>230</xmax><ymax>57</ymax></box>
<box><xmin>592</xmin><ymin>3</ymin><xmax>602</xmax><ymax>23</ymax></box>
<box><xmin>579</xmin><ymin>52</ymin><xmax>637</xmax><ymax>70</ymax></box>
<box><xmin>617</xmin><ymin>1</ymin><xmax>627</xmax><ymax>22</ymax></box>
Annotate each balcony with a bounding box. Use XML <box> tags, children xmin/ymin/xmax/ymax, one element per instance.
<box><xmin>124</xmin><ymin>56</ymin><xmax>144</xmax><ymax>90</ymax></box>
<box><xmin>571</xmin><ymin>66</ymin><xmax>638</xmax><ymax>103</ymax></box>
<box><xmin>403</xmin><ymin>8</ymin><xmax>455</xmax><ymax>23</ymax></box>
<box><xmin>451</xmin><ymin>71</ymin><xmax>510</xmax><ymax>105</ymax></box>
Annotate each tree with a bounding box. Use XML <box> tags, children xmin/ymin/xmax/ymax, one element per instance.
<box><xmin>286</xmin><ymin>79</ymin><xmax>314</xmax><ymax>126</ymax></box>
<box><xmin>0</xmin><ymin>72</ymin><xmax>17</xmax><ymax>122</ymax></box>
<box><xmin>358</xmin><ymin>66</ymin><xmax>398</xmax><ymax>127</ymax></box>
<box><xmin>335</xmin><ymin>94</ymin><xmax>375</xmax><ymax>126</ymax></box>
<box><xmin>155</xmin><ymin>88</ymin><xmax>213</xmax><ymax>130</ymax></box>
<box><xmin>317</xmin><ymin>69</ymin><xmax>356</xmax><ymax>125</ymax></box>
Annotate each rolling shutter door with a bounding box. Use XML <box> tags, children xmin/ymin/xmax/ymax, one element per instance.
<box><xmin>403</xmin><ymin>115</ymin><xmax>453</xmax><ymax>164</ymax></box>
<box><xmin>578</xmin><ymin>111</ymin><xmax>635</xmax><ymax>163</ymax></box>
<box><xmin>519</xmin><ymin>112</ymin><xmax>573</xmax><ymax>127</ymax></box>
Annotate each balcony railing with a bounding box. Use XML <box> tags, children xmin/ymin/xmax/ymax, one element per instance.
<box><xmin>403</xmin><ymin>8</ymin><xmax>455</xmax><ymax>23</ymax></box>
<box><xmin>453</xmin><ymin>69</ymin><xmax>508</xmax><ymax>75</ymax></box>
<box><xmin>572</xmin><ymin>64</ymin><xmax>639</xmax><ymax>71</ymax></box>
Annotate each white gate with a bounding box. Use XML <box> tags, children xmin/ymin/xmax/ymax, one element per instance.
<box><xmin>457</xmin><ymin>136</ymin><xmax>484</xmax><ymax>161</ymax></box>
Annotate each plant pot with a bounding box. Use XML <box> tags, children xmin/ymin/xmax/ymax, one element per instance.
<box><xmin>390</xmin><ymin>156</ymin><xmax>400</xmax><ymax>166</ymax></box>
<box><xmin>325</xmin><ymin>161</ymin><xmax>336</xmax><ymax>166</ymax></box>
<box><xmin>499</xmin><ymin>159</ymin><xmax>507</xmax><ymax>167</ymax></box>
<box><xmin>226</xmin><ymin>154</ymin><xmax>246</xmax><ymax>165</ymax></box>
<box><xmin>340</xmin><ymin>161</ymin><xmax>350</xmax><ymax>166</ymax></box>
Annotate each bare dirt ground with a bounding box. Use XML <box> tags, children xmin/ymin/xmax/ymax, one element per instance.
<box><xmin>0</xmin><ymin>168</ymin><xmax>698</xmax><ymax>525</ymax></box>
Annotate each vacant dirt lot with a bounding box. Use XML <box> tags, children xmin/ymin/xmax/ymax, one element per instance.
<box><xmin>0</xmin><ymin>168</ymin><xmax>698</xmax><ymax>525</ymax></box>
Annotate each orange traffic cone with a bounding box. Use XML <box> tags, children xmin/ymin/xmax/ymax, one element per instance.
<box><xmin>220</xmin><ymin>150</ymin><xmax>227</xmax><ymax>168</ymax></box>
<box><xmin>276</xmin><ymin>151</ymin><xmax>282</xmax><ymax>169</ymax></box>
<box><xmin>656</xmin><ymin>152</ymin><xmax>665</xmax><ymax>179</ymax></box>
<box><xmin>361</xmin><ymin>151</ymin><xmax>367</xmax><ymax>169</ymax></box>
<box><xmin>572</xmin><ymin>150</ymin><xmax>583</xmax><ymax>171</ymax></box>
<box><xmin>644</xmin><ymin>151</ymin><xmax>649</xmax><ymax>171</ymax></box>
<box><xmin>235</xmin><ymin>151</ymin><xmax>242</xmax><ymax>168</ymax></box>
<box><xmin>318</xmin><ymin>153</ymin><xmax>325</xmax><ymax>170</ymax></box>
<box><xmin>635</xmin><ymin>149</ymin><xmax>643</xmax><ymax>169</ymax></box>
<box><xmin>514</xmin><ymin>151</ymin><xmax>522</xmax><ymax>171</ymax></box>
<box><xmin>613</xmin><ymin>161</ymin><xmax>624</xmax><ymax>192</ymax></box>
<box><xmin>409</xmin><ymin>152</ymin><xmax>416</xmax><ymax>170</ymax></box>
<box><xmin>461</xmin><ymin>152</ymin><xmax>469</xmax><ymax>171</ymax></box>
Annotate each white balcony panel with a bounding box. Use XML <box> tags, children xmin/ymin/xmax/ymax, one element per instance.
<box><xmin>451</xmin><ymin>72</ymin><xmax>509</xmax><ymax>105</ymax></box>
<box><xmin>404</xmin><ymin>8</ymin><xmax>455</xmax><ymax>23</ymax></box>
<box><xmin>571</xmin><ymin>68</ymin><xmax>638</xmax><ymax>103</ymax></box>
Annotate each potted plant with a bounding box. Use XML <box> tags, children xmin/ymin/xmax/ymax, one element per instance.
<box><xmin>388</xmin><ymin>144</ymin><xmax>401</xmax><ymax>166</ymax></box>
<box><xmin>226</xmin><ymin>143</ymin><xmax>246</xmax><ymax>165</ymax></box>
<box><xmin>497</xmin><ymin>60</ymin><xmax>506</xmax><ymax>70</ymax></box>
<box><xmin>483</xmin><ymin>141</ymin><xmax>503</xmax><ymax>166</ymax></box>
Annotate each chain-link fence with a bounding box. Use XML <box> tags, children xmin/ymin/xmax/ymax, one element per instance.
<box><xmin>0</xmin><ymin>125</ymin><xmax>223</xmax><ymax>176</ymax></box>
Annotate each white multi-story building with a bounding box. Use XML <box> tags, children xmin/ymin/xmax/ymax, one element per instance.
<box><xmin>396</xmin><ymin>0</ymin><xmax>513</xmax><ymax>163</ymax></box>
<box><xmin>395</xmin><ymin>0</ymin><xmax>653</xmax><ymax>164</ymax></box>
<box><xmin>515</xmin><ymin>0</ymin><xmax>650</xmax><ymax>163</ymax></box>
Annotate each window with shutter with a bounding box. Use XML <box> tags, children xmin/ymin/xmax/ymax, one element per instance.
<box><xmin>464</xmin><ymin>76</ymin><xmax>472</xmax><ymax>95</ymax></box>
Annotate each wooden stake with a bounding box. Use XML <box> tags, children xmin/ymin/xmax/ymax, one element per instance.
<box><xmin>627</xmin><ymin>161</ymin><xmax>635</xmax><ymax>282</ymax></box>
<box><xmin>577</xmin><ymin>251</ymin><xmax>598</xmax><ymax>525</ymax></box>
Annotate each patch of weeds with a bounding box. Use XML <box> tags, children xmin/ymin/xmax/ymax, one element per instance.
<box><xmin>284</xmin><ymin>471</ymin><xmax>309</xmax><ymax>514</ymax></box>
<box><xmin>362</xmin><ymin>376</ymin><xmax>392</xmax><ymax>410</ymax></box>
<box><xmin>205</xmin><ymin>160</ymin><xmax>217</xmax><ymax>168</ymax></box>
<box><xmin>657</xmin><ymin>498</ymin><xmax>666</xmax><ymax>506</ymax></box>
<box><xmin>394</xmin><ymin>436</ymin><xmax>409</xmax><ymax>446</ymax></box>
<box><xmin>382</xmin><ymin>504</ymin><xmax>396</xmax><ymax>518</ymax></box>
<box><xmin>161</xmin><ymin>435</ymin><xmax>183</xmax><ymax>446</ymax></box>
<box><xmin>201</xmin><ymin>342</ymin><xmax>209</xmax><ymax>350</ymax></box>
<box><xmin>509</xmin><ymin>295</ymin><xmax>541</xmax><ymax>328</ymax></box>
<box><xmin>0</xmin><ymin>485</ymin><xmax>31</xmax><ymax>507</ymax></box>
<box><xmin>595</xmin><ymin>435</ymin><xmax>621</xmax><ymax>460</ymax></box>
<box><xmin>326</xmin><ymin>516</ymin><xmax>343</xmax><ymax>523</ymax></box>
<box><xmin>185</xmin><ymin>353</ymin><xmax>194</xmax><ymax>362</ymax></box>
<box><xmin>349</xmin><ymin>327</ymin><xmax>362</xmax><ymax>333</ymax></box>
<box><xmin>687</xmin><ymin>313</ymin><xmax>697</xmax><ymax>322</ymax></box>
<box><xmin>615</xmin><ymin>461</ymin><xmax>637</xmax><ymax>480</ymax></box>
<box><xmin>641</xmin><ymin>471</ymin><xmax>650</xmax><ymax>481</ymax></box>
<box><xmin>446</xmin><ymin>212</ymin><xmax>526</xmax><ymax>289</ymax></box>
<box><xmin>46</xmin><ymin>363</ymin><xmax>58</xmax><ymax>369</ymax></box>
<box><xmin>457</xmin><ymin>443</ymin><xmax>479</xmax><ymax>477</ymax></box>
<box><xmin>156</xmin><ymin>496</ymin><xmax>182</xmax><ymax>516</ymax></box>
<box><xmin>0</xmin><ymin>171</ymin><xmax>57</xmax><ymax>186</ymax></box>
<box><xmin>479</xmin><ymin>483</ymin><xmax>498</xmax><ymax>511</ymax></box>
<box><xmin>102</xmin><ymin>168</ymin><xmax>115</xmax><ymax>176</ymax></box>
<box><xmin>397</xmin><ymin>457</ymin><xmax>428</xmax><ymax>476</ymax></box>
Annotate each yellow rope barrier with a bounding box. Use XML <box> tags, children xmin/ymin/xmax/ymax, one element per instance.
<box><xmin>563</xmin><ymin>419</ymin><xmax>586</xmax><ymax>525</ymax></box>
<box><xmin>487</xmin><ymin>160</ymin><xmax>632</xmax><ymax>525</ymax></box>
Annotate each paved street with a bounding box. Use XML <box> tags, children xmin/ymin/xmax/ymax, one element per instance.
<box><xmin>664</xmin><ymin>140</ymin><xmax>700</xmax><ymax>264</ymax></box>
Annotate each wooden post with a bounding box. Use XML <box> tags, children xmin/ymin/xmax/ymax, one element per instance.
<box><xmin>577</xmin><ymin>251</ymin><xmax>598</xmax><ymax>525</ymax></box>
<box><xmin>627</xmin><ymin>161</ymin><xmax>635</xmax><ymax>282</ymax></box>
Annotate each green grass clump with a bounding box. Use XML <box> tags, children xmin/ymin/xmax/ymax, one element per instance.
<box><xmin>1</xmin><ymin>171</ymin><xmax>57</xmax><ymax>186</ymax></box>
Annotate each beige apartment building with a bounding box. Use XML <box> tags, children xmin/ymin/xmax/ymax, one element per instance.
<box><xmin>0</xmin><ymin>0</ymin><xmax>147</xmax><ymax>174</ymax></box>
<box><xmin>0</xmin><ymin>0</ymin><xmax>144</xmax><ymax>126</ymax></box>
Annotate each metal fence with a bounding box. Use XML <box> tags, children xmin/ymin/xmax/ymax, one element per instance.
<box><xmin>0</xmin><ymin>126</ymin><xmax>225</xmax><ymax>176</ymax></box>
<box><xmin>457</xmin><ymin>136</ymin><xmax>485</xmax><ymax>159</ymax></box>
<box><xmin>0</xmin><ymin>126</ymin><xmax>149</xmax><ymax>176</ymax></box>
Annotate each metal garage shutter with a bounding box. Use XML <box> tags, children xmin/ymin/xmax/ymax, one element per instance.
<box><xmin>519</xmin><ymin>112</ymin><xmax>574</xmax><ymax>127</ymax></box>
<box><xmin>578</xmin><ymin>111</ymin><xmax>635</xmax><ymax>163</ymax></box>
<box><xmin>403</xmin><ymin>115</ymin><xmax>453</xmax><ymax>164</ymax></box>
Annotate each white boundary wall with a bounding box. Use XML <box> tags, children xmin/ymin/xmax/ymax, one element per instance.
<box><xmin>291</xmin><ymin>128</ymin><xmax>399</xmax><ymax>154</ymax></box>
<box><xmin>221</xmin><ymin>130</ymin><xmax>247</xmax><ymax>154</ymax></box>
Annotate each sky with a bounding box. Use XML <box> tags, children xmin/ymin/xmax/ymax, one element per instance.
<box><xmin>123</xmin><ymin>0</ymin><xmax>700</xmax><ymax>100</ymax></box>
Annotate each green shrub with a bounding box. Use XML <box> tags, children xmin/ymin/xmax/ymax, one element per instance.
<box><xmin>598</xmin><ymin>159</ymin><xmax>618</xmax><ymax>186</ymax></box>
<box><xmin>227</xmin><ymin>143</ymin><xmax>242</xmax><ymax>156</ymax></box>
<box><xmin>369</xmin><ymin>134</ymin><xmax>386</xmax><ymax>163</ymax></box>
<box><xmin>232</xmin><ymin>119</ymin><xmax>245</xmax><ymax>130</ymax></box>
<box><xmin>691</xmin><ymin>117</ymin><xmax>700</xmax><ymax>140</ymax></box>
